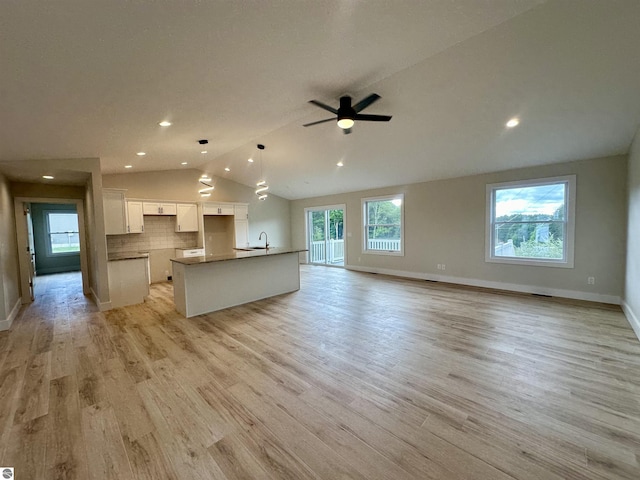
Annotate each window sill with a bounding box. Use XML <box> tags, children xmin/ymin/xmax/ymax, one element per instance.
<box><xmin>485</xmin><ymin>256</ymin><xmax>574</xmax><ymax>269</ymax></box>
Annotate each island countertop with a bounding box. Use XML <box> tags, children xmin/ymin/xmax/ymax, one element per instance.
<box><xmin>170</xmin><ymin>247</ymin><xmax>307</xmax><ymax>266</ymax></box>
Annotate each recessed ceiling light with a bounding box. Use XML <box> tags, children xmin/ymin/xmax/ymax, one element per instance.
<box><xmin>181</xmin><ymin>162</ymin><xmax>188</xmax><ymax>165</ymax></box>
<box><xmin>42</xmin><ymin>175</ymin><xmax>54</xmax><ymax>179</ymax></box>
<box><xmin>136</xmin><ymin>152</ymin><xmax>146</xmax><ymax>156</ymax></box>
<box><xmin>125</xmin><ymin>165</ymin><xmax>133</xmax><ymax>169</ymax></box>
<box><xmin>506</xmin><ymin>118</ymin><xmax>520</xmax><ymax>128</ymax></box>
<box><xmin>159</xmin><ymin>121</ymin><xmax>172</xmax><ymax>127</ymax></box>
<box><xmin>224</xmin><ymin>167</ymin><xmax>230</xmax><ymax>172</ymax></box>
<box><xmin>201</xmin><ymin>150</ymin><xmax>208</xmax><ymax>154</ymax></box>
<box><xmin>248</xmin><ymin>158</ymin><xmax>254</xmax><ymax>163</ymax></box>
<box><xmin>336</xmin><ymin>161</ymin><xmax>344</xmax><ymax>167</ymax></box>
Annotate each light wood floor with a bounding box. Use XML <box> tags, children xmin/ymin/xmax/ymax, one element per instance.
<box><xmin>1</xmin><ymin>266</ymin><xmax>640</xmax><ymax>479</ymax></box>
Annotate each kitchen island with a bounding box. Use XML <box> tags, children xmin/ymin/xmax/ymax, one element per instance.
<box><xmin>170</xmin><ymin>247</ymin><xmax>306</xmax><ymax>318</ymax></box>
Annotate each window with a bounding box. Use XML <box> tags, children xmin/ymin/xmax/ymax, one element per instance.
<box><xmin>46</xmin><ymin>212</ymin><xmax>80</xmax><ymax>255</ymax></box>
<box><xmin>363</xmin><ymin>194</ymin><xmax>404</xmax><ymax>255</ymax></box>
<box><xmin>486</xmin><ymin>175</ymin><xmax>575</xmax><ymax>267</ymax></box>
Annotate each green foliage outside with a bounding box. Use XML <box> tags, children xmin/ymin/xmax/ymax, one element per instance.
<box><xmin>367</xmin><ymin>200</ymin><xmax>401</xmax><ymax>240</ymax></box>
<box><xmin>311</xmin><ymin>209</ymin><xmax>344</xmax><ymax>241</ymax></box>
<box><xmin>496</xmin><ymin>206</ymin><xmax>564</xmax><ymax>259</ymax></box>
<box><xmin>514</xmin><ymin>238</ymin><xmax>563</xmax><ymax>259</ymax></box>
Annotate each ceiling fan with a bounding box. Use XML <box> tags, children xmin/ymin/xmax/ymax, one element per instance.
<box><xmin>303</xmin><ymin>93</ymin><xmax>392</xmax><ymax>134</ymax></box>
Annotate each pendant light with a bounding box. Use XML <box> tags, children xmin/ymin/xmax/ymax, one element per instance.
<box><xmin>199</xmin><ymin>174</ymin><xmax>214</xmax><ymax>197</ymax></box>
<box><xmin>255</xmin><ymin>144</ymin><xmax>268</xmax><ymax>201</ymax></box>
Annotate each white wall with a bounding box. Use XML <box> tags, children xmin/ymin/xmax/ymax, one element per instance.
<box><xmin>624</xmin><ymin>129</ymin><xmax>640</xmax><ymax>337</ymax></box>
<box><xmin>292</xmin><ymin>155</ymin><xmax>628</xmax><ymax>303</ymax></box>
<box><xmin>102</xmin><ymin>169</ymin><xmax>291</xmax><ymax>248</ymax></box>
<box><xmin>0</xmin><ymin>173</ymin><xmax>21</xmax><ymax>329</ymax></box>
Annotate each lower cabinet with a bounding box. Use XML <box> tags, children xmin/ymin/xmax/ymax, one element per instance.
<box><xmin>108</xmin><ymin>257</ymin><xmax>149</xmax><ymax>308</ymax></box>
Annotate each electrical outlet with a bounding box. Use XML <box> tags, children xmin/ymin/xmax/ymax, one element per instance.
<box><xmin>587</xmin><ymin>276</ymin><xmax>595</xmax><ymax>285</ymax></box>
<box><xmin>437</xmin><ymin>264</ymin><xmax>442</xmax><ymax>270</ymax></box>
<box><xmin>442</xmin><ymin>264</ymin><xmax>446</xmax><ymax>271</ymax></box>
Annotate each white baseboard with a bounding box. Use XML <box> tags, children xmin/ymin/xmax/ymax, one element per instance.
<box><xmin>622</xmin><ymin>300</ymin><xmax>640</xmax><ymax>342</ymax></box>
<box><xmin>0</xmin><ymin>297</ymin><xmax>22</xmax><ymax>331</ymax></box>
<box><xmin>91</xmin><ymin>288</ymin><xmax>112</xmax><ymax>312</ymax></box>
<box><xmin>345</xmin><ymin>265</ymin><xmax>621</xmax><ymax>305</ymax></box>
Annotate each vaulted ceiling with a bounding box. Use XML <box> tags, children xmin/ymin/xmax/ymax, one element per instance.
<box><xmin>1</xmin><ymin>1</ymin><xmax>639</xmax><ymax>199</ymax></box>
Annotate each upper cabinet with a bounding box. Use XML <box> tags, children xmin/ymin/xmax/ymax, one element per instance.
<box><xmin>234</xmin><ymin>204</ymin><xmax>249</xmax><ymax>219</ymax></box>
<box><xmin>202</xmin><ymin>203</ymin><xmax>235</xmax><ymax>216</ymax></box>
<box><xmin>142</xmin><ymin>202</ymin><xmax>177</xmax><ymax>216</ymax></box>
<box><xmin>126</xmin><ymin>201</ymin><xmax>144</xmax><ymax>233</ymax></box>
<box><xmin>103</xmin><ymin>189</ymin><xmax>128</xmax><ymax>235</ymax></box>
<box><xmin>176</xmin><ymin>203</ymin><xmax>198</xmax><ymax>232</ymax></box>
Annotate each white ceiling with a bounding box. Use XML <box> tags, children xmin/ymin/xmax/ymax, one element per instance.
<box><xmin>1</xmin><ymin>0</ymin><xmax>639</xmax><ymax>199</ymax></box>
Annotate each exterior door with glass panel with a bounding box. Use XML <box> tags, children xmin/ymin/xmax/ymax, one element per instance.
<box><xmin>307</xmin><ymin>206</ymin><xmax>345</xmax><ymax>266</ymax></box>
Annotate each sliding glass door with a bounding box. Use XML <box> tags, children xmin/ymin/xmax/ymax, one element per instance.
<box><xmin>306</xmin><ymin>206</ymin><xmax>345</xmax><ymax>266</ymax></box>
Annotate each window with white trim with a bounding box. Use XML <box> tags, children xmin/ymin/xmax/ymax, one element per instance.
<box><xmin>46</xmin><ymin>211</ymin><xmax>80</xmax><ymax>255</ymax></box>
<box><xmin>362</xmin><ymin>194</ymin><xmax>404</xmax><ymax>255</ymax></box>
<box><xmin>486</xmin><ymin>175</ymin><xmax>575</xmax><ymax>267</ymax></box>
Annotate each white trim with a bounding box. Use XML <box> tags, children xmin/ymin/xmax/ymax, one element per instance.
<box><xmin>362</xmin><ymin>193</ymin><xmax>404</xmax><ymax>256</ymax></box>
<box><xmin>485</xmin><ymin>175</ymin><xmax>576</xmax><ymax>268</ymax></box>
<box><xmin>345</xmin><ymin>264</ymin><xmax>620</xmax><ymax>305</ymax></box>
<box><xmin>0</xmin><ymin>298</ymin><xmax>22</xmax><ymax>331</ymax></box>
<box><xmin>622</xmin><ymin>300</ymin><xmax>640</xmax><ymax>342</ymax></box>
<box><xmin>92</xmin><ymin>287</ymin><xmax>112</xmax><ymax>311</ymax></box>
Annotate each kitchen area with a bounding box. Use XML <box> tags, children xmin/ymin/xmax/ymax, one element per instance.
<box><xmin>103</xmin><ymin>186</ymin><xmax>304</xmax><ymax>315</ymax></box>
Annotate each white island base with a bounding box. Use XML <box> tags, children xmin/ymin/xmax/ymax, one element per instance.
<box><xmin>171</xmin><ymin>249</ymin><xmax>302</xmax><ymax>318</ymax></box>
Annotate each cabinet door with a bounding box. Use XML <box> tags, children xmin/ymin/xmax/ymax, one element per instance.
<box><xmin>127</xmin><ymin>201</ymin><xmax>145</xmax><ymax>233</ymax></box>
<box><xmin>234</xmin><ymin>219</ymin><xmax>249</xmax><ymax>248</ymax></box>
<box><xmin>234</xmin><ymin>204</ymin><xmax>249</xmax><ymax>219</ymax></box>
<box><xmin>161</xmin><ymin>203</ymin><xmax>177</xmax><ymax>215</ymax></box>
<box><xmin>103</xmin><ymin>190</ymin><xmax>127</xmax><ymax>235</ymax></box>
<box><xmin>202</xmin><ymin>203</ymin><xmax>220</xmax><ymax>215</ymax></box>
<box><xmin>219</xmin><ymin>205</ymin><xmax>235</xmax><ymax>215</ymax></box>
<box><xmin>142</xmin><ymin>202</ymin><xmax>161</xmax><ymax>215</ymax></box>
<box><xmin>176</xmin><ymin>203</ymin><xmax>198</xmax><ymax>232</ymax></box>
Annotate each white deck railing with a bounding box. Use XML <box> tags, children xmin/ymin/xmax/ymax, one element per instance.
<box><xmin>310</xmin><ymin>238</ymin><xmax>401</xmax><ymax>263</ymax></box>
<box><xmin>310</xmin><ymin>239</ymin><xmax>344</xmax><ymax>264</ymax></box>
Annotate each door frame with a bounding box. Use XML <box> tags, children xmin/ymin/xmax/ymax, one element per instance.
<box><xmin>14</xmin><ymin>197</ymin><xmax>90</xmax><ymax>303</ymax></box>
<box><xmin>304</xmin><ymin>204</ymin><xmax>346</xmax><ymax>267</ymax></box>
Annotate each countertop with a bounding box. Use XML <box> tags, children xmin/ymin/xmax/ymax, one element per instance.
<box><xmin>108</xmin><ymin>251</ymin><xmax>149</xmax><ymax>262</ymax></box>
<box><xmin>170</xmin><ymin>247</ymin><xmax>306</xmax><ymax>265</ymax></box>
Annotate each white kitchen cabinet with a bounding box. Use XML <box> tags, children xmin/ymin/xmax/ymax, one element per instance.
<box><xmin>176</xmin><ymin>203</ymin><xmax>198</xmax><ymax>232</ymax></box>
<box><xmin>108</xmin><ymin>257</ymin><xmax>150</xmax><ymax>308</ymax></box>
<box><xmin>234</xmin><ymin>204</ymin><xmax>249</xmax><ymax>219</ymax></box>
<box><xmin>103</xmin><ymin>189</ymin><xmax>127</xmax><ymax>235</ymax></box>
<box><xmin>202</xmin><ymin>203</ymin><xmax>235</xmax><ymax>215</ymax></box>
<box><xmin>143</xmin><ymin>202</ymin><xmax>177</xmax><ymax>215</ymax></box>
<box><xmin>234</xmin><ymin>219</ymin><xmax>249</xmax><ymax>248</ymax></box>
<box><xmin>127</xmin><ymin>201</ymin><xmax>145</xmax><ymax>233</ymax></box>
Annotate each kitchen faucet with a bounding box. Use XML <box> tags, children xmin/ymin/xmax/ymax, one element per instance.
<box><xmin>259</xmin><ymin>231</ymin><xmax>269</xmax><ymax>249</ymax></box>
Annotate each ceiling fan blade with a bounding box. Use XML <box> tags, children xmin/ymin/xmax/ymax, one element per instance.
<box><xmin>353</xmin><ymin>93</ymin><xmax>381</xmax><ymax>112</ymax></box>
<box><xmin>353</xmin><ymin>113</ymin><xmax>392</xmax><ymax>122</ymax></box>
<box><xmin>308</xmin><ymin>100</ymin><xmax>338</xmax><ymax>114</ymax></box>
<box><xmin>302</xmin><ymin>117</ymin><xmax>336</xmax><ymax>127</ymax></box>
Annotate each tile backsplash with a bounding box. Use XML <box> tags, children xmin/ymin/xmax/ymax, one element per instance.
<box><xmin>107</xmin><ymin>216</ymin><xmax>199</xmax><ymax>253</ymax></box>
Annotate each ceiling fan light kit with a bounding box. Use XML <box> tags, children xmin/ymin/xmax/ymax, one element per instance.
<box><xmin>304</xmin><ymin>93</ymin><xmax>392</xmax><ymax>134</ymax></box>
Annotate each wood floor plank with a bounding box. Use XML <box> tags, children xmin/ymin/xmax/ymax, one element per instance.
<box><xmin>82</xmin><ymin>403</ymin><xmax>135</xmax><ymax>480</ymax></box>
<box><xmin>13</xmin><ymin>351</ymin><xmax>50</xmax><ymax>425</ymax></box>
<box><xmin>45</xmin><ymin>375</ymin><xmax>89</xmax><ymax>480</ymax></box>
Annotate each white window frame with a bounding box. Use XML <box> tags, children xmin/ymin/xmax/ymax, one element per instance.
<box><xmin>485</xmin><ymin>175</ymin><xmax>576</xmax><ymax>268</ymax></box>
<box><xmin>45</xmin><ymin>210</ymin><xmax>81</xmax><ymax>257</ymax></box>
<box><xmin>362</xmin><ymin>194</ymin><xmax>404</xmax><ymax>256</ymax></box>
